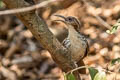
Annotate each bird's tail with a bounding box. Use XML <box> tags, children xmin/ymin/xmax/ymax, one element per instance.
<box><xmin>77</xmin><ymin>60</ymin><xmax>86</xmax><ymax>74</ymax></box>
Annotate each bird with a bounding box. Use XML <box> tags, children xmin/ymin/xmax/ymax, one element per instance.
<box><xmin>54</xmin><ymin>15</ymin><xmax>89</xmax><ymax>74</ymax></box>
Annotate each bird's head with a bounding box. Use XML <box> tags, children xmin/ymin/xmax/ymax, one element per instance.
<box><xmin>54</xmin><ymin>15</ymin><xmax>81</xmax><ymax>31</ymax></box>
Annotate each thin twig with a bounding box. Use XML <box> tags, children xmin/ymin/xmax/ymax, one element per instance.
<box><xmin>66</xmin><ymin>66</ymin><xmax>88</xmax><ymax>74</ymax></box>
<box><xmin>66</xmin><ymin>65</ymin><xmax>115</xmax><ymax>75</ymax></box>
<box><xmin>82</xmin><ymin>0</ymin><xmax>111</xmax><ymax>29</ymax></box>
<box><xmin>0</xmin><ymin>0</ymin><xmax>57</xmax><ymax>15</ymax></box>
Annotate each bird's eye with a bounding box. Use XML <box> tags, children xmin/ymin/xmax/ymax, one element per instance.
<box><xmin>68</xmin><ymin>17</ymin><xmax>73</xmax><ymax>21</ymax></box>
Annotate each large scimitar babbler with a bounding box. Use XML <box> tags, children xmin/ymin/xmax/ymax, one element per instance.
<box><xmin>54</xmin><ymin>15</ymin><xmax>89</xmax><ymax>74</ymax></box>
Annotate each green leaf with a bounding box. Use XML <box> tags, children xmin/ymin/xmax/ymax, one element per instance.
<box><xmin>110</xmin><ymin>58</ymin><xmax>120</xmax><ymax>66</ymax></box>
<box><xmin>106</xmin><ymin>26</ymin><xmax>118</xmax><ymax>34</ymax></box>
<box><xmin>0</xmin><ymin>1</ymin><xmax>5</xmax><ymax>8</ymax></box>
<box><xmin>66</xmin><ymin>73</ymin><xmax>76</xmax><ymax>80</ymax></box>
<box><xmin>63</xmin><ymin>73</ymin><xmax>67</xmax><ymax>80</ymax></box>
<box><xmin>106</xmin><ymin>19</ymin><xmax>120</xmax><ymax>34</ymax></box>
<box><xmin>88</xmin><ymin>67</ymin><xmax>98</xmax><ymax>80</ymax></box>
<box><xmin>94</xmin><ymin>71</ymin><xmax>107</xmax><ymax>80</ymax></box>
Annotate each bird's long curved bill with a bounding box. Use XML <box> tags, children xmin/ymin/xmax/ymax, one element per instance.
<box><xmin>53</xmin><ymin>15</ymin><xmax>67</xmax><ymax>24</ymax></box>
<box><xmin>54</xmin><ymin>15</ymin><xmax>66</xmax><ymax>20</ymax></box>
<box><xmin>53</xmin><ymin>20</ymin><xmax>66</xmax><ymax>24</ymax></box>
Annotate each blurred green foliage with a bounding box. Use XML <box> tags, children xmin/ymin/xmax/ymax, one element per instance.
<box><xmin>66</xmin><ymin>73</ymin><xmax>76</xmax><ymax>80</ymax></box>
<box><xmin>89</xmin><ymin>67</ymin><xmax>98</xmax><ymax>80</ymax></box>
<box><xmin>111</xmin><ymin>58</ymin><xmax>120</xmax><ymax>66</ymax></box>
<box><xmin>0</xmin><ymin>0</ymin><xmax>5</xmax><ymax>8</ymax></box>
<box><xmin>106</xmin><ymin>19</ymin><xmax>120</xmax><ymax>34</ymax></box>
<box><xmin>94</xmin><ymin>71</ymin><xmax>107</xmax><ymax>80</ymax></box>
<box><xmin>89</xmin><ymin>67</ymin><xmax>107</xmax><ymax>80</ymax></box>
<box><xmin>64</xmin><ymin>73</ymin><xmax>76</xmax><ymax>80</ymax></box>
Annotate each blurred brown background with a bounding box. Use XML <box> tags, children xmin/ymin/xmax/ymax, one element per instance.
<box><xmin>0</xmin><ymin>0</ymin><xmax>120</xmax><ymax>80</ymax></box>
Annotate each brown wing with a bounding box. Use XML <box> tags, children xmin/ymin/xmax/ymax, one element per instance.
<box><xmin>77</xmin><ymin>32</ymin><xmax>89</xmax><ymax>59</ymax></box>
<box><xmin>77</xmin><ymin>60</ymin><xmax>86</xmax><ymax>74</ymax></box>
<box><xmin>77</xmin><ymin>38</ymin><xmax>89</xmax><ymax>74</ymax></box>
